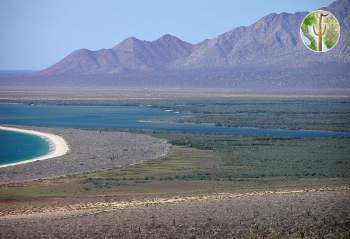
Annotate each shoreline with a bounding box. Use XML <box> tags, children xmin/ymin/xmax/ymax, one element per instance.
<box><xmin>0</xmin><ymin>125</ymin><xmax>70</xmax><ymax>168</ymax></box>
<box><xmin>0</xmin><ymin>126</ymin><xmax>170</xmax><ymax>183</ymax></box>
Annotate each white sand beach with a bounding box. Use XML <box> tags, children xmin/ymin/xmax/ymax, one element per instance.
<box><xmin>0</xmin><ymin>127</ymin><xmax>170</xmax><ymax>183</ymax></box>
<box><xmin>0</xmin><ymin>125</ymin><xmax>69</xmax><ymax>168</ymax></box>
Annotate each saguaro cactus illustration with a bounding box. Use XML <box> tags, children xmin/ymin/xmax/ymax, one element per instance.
<box><xmin>301</xmin><ymin>14</ymin><xmax>317</xmax><ymax>50</ymax></box>
<box><xmin>313</xmin><ymin>12</ymin><xmax>328</xmax><ymax>52</ymax></box>
<box><xmin>300</xmin><ymin>10</ymin><xmax>340</xmax><ymax>52</ymax></box>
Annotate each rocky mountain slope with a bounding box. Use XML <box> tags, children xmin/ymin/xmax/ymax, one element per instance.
<box><xmin>42</xmin><ymin>34</ymin><xmax>193</xmax><ymax>75</ymax></box>
<box><xmin>2</xmin><ymin>0</ymin><xmax>349</xmax><ymax>89</ymax></box>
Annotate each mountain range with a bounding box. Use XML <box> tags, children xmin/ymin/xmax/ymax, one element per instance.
<box><xmin>2</xmin><ymin>0</ymin><xmax>350</xmax><ymax>89</ymax></box>
<box><xmin>41</xmin><ymin>34</ymin><xmax>193</xmax><ymax>75</ymax></box>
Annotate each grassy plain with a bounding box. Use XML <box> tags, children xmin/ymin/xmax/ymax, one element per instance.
<box><xmin>148</xmin><ymin>100</ymin><xmax>350</xmax><ymax>132</ymax></box>
<box><xmin>0</xmin><ymin>99</ymin><xmax>349</xmax><ymax>203</ymax></box>
<box><xmin>0</xmin><ymin>135</ymin><xmax>349</xmax><ymax>202</ymax></box>
<box><xmin>1</xmin><ymin>99</ymin><xmax>350</xmax><ymax>238</ymax></box>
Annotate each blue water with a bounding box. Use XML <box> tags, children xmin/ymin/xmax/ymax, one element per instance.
<box><xmin>0</xmin><ymin>103</ymin><xmax>348</xmax><ymax>138</ymax></box>
<box><xmin>1</xmin><ymin>102</ymin><xmax>349</xmax><ymax>166</ymax></box>
<box><xmin>0</xmin><ymin>129</ymin><xmax>49</xmax><ymax>165</ymax></box>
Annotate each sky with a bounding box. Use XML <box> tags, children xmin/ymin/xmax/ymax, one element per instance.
<box><xmin>0</xmin><ymin>0</ymin><xmax>334</xmax><ymax>70</ymax></box>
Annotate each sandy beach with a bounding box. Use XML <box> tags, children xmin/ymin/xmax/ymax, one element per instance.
<box><xmin>0</xmin><ymin>125</ymin><xmax>69</xmax><ymax>168</ymax></box>
<box><xmin>0</xmin><ymin>126</ymin><xmax>170</xmax><ymax>183</ymax></box>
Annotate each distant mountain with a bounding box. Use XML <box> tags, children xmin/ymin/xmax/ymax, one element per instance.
<box><xmin>325</xmin><ymin>0</ymin><xmax>350</xmax><ymax>56</ymax></box>
<box><xmin>171</xmin><ymin>12</ymin><xmax>306</xmax><ymax>68</ymax></box>
<box><xmin>42</xmin><ymin>34</ymin><xmax>193</xmax><ymax>75</ymax></box>
<box><xmin>173</xmin><ymin>0</ymin><xmax>349</xmax><ymax>69</ymax></box>
<box><xmin>3</xmin><ymin>0</ymin><xmax>350</xmax><ymax>89</ymax></box>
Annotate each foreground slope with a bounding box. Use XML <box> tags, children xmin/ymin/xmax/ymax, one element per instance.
<box><xmin>1</xmin><ymin>188</ymin><xmax>349</xmax><ymax>239</ymax></box>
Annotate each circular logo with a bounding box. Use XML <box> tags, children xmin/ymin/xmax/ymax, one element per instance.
<box><xmin>300</xmin><ymin>10</ymin><xmax>340</xmax><ymax>52</ymax></box>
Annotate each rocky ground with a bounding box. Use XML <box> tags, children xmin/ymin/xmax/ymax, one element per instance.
<box><xmin>0</xmin><ymin>126</ymin><xmax>170</xmax><ymax>183</ymax></box>
<box><xmin>0</xmin><ymin>187</ymin><xmax>349</xmax><ymax>239</ymax></box>
<box><xmin>1</xmin><ymin>126</ymin><xmax>349</xmax><ymax>238</ymax></box>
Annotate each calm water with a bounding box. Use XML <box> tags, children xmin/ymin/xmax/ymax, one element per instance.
<box><xmin>0</xmin><ymin>102</ymin><xmax>348</xmax><ymax>165</ymax></box>
<box><xmin>0</xmin><ymin>102</ymin><xmax>348</xmax><ymax>138</ymax></box>
<box><xmin>0</xmin><ymin>129</ymin><xmax>49</xmax><ymax>165</ymax></box>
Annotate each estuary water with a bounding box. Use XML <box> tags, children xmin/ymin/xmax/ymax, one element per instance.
<box><xmin>1</xmin><ymin>102</ymin><xmax>348</xmax><ymax>165</ymax></box>
<box><xmin>0</xmin><ymin>102</ymin><xmax>348</xmax><ymax>138</ymax></box>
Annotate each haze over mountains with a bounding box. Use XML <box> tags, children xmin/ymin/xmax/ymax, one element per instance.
<box><xmin>42</xmin><ymin>34</ymin><xmax>193</xmax><ymax>75</ymax></box>
<box><xmin>2</xmin><ymin>0</ymin><xmax>350</xmax><ymax>89</ymax></box>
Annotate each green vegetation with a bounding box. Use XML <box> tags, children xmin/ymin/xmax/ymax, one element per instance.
<box><xmin>84</xmin><ymin>146</ymin><xmax>219</xmax><ymax>185</ymax></box>
<box><xmin>0</xmin><ymin>100</ymin><xmax>349</xmax><ymax>201</ymax></box>
<box><xmin>324</xmin><ymin>14</ymin><xmax>340</xmax><ymax>49</ymax></box>
<box><xmin>169</xmin><ymin>100</ymin><xmax>350</xmax><ymax>132</ymax></box>
<box><xmin>301</xmin><ymin>13</ymin><xmax>317</xmax><ymax>51</ymax></box>
<box><xmin>0</xmin><ymin>185</ymin><xmax>72</xmax><ymax>200</ymax></box>
<box><xmin>148</xmin><ymin>132</ymin><xmax>350</xmax><ymax>179</ymax></box>
<box><xmin>0</xmin><ymin>133</ymin><xmax>349</xmax><ymax>201</ymax></box>
<box><xmin>304</xmin><ymin>14</ymin><xmax>316</xmax><ymax>26</ymax></box>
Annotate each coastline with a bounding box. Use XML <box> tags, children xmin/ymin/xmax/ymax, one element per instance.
<box><xmin>0</xmin><ymin>126</ymin><xmax>170</xmax><ymax>183</ymax></box>
<box><xmin>0</xmin><ymin>125</ymin><xmax>70</xmax><ymax>168</ymax></box>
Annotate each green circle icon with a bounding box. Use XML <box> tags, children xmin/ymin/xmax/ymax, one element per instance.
<box><xmin>300</xmin><ymin>10</ymin><xmax>340</xmax><ymax>52</ymax></box>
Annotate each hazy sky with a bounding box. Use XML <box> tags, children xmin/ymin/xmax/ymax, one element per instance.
<box><xmin>0</xmin><ymin>0</ymin><xmax>334</xmax><ymax>70</ymax></box>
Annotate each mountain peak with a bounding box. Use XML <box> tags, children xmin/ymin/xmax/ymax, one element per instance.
<box><xmin>40</xmin><ymin>0</ymin><xmax>349</xmax><ymax>84</ymax></box>
<box><xmin>325</xmin><ymin>0</ymin><xmax>350</xmax><ymax>28</ymax></box>
<box><xmin>123</xmin><ymin>36</ymin><xmax>141</xmax><ymax>42</ymax></box>
<box><xmin>154</xmin><ymin>34</ymin><xmax>193</xmax><ymax>48</ymax></box>
<box><xmin>157</xmin><ymin>34</ymin><xmax>180</xmax><ymax>41</ymax></box>
<box><xmin>114</xmin><ymin>37</ymin><xmax>143</xmax><ymax>51</ymax></box>
<box><xmin>71</xmin><ymin>48</ymin><xmax>94</xmax><ymax>55</ymax></box>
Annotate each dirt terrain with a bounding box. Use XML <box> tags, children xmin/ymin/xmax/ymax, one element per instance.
<box><xmin>0</xmin><ymin>186</ymin><xmax>349</xmax><ymax>239</ymax></box>
<box><xmin>1</xmin><ymin>88</ymin><xmax>349</xmax><ymax>101</ymax></box>
<box><xmin>0</xmin><ymin>110</ymin><xmax>349</xmax><ymax>238</ymax></box>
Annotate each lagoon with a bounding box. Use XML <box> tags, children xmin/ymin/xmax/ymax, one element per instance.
<box><xmin>0</xmin><ymin>128</ymin><xmax>49</xmax><ymax>165</ymax></box>
<box><xmin>0</xmin><ymin>103</ymin><xmax>348</xmax><ymax>138</ymax></box>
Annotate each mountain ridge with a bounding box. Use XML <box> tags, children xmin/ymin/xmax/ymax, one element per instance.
<box><xmin>6</xmin><ymin>0</ymin><xmax>350</xmax><ymax>89</ymax></box>
<box><xmin>42</xmin><ymin>34</ymin><xmax>193</xmax><ymax>75</ymax></box>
